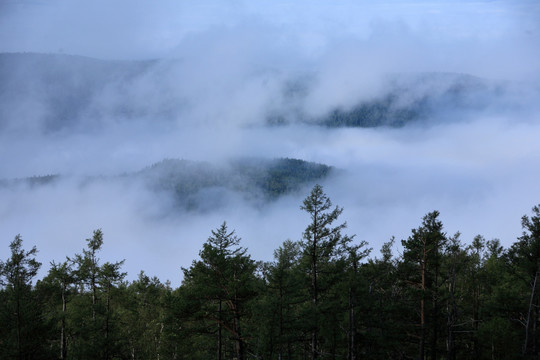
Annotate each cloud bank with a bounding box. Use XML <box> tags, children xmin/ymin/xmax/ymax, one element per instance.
<box><xmin>1</xmin><ymin>0</ymin><xmax>540</xmax><ymax>284</ymax></box>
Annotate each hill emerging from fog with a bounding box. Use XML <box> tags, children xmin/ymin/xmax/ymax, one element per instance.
<box><xmin>0</xmin><ymin>158</ymin><xmax>332</xmax><ymax>211</ymax></box>
<box><xmin>137</xmin><ymin>157</ymin><xmax>332</xmax><ymax>210</ymax></box>
<box><xmin>269</xmin><ymin>71</ymin><xmax>507</xmax><ymax>127</ymax></box>
<box><xmin>319</xmin><ymin>72</ymin><xmax>495</xmax><ymax>127</ymax></box>
<box><xmin>0</xmin><ymin>52</ymin><xmax>510</xmax><ymax>132</ymax></box>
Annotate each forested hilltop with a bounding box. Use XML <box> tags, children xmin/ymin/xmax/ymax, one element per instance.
<box><xmin>138</xmin><ymin>157</ymin><xmax>332</xmax><ymax>207</ymax></box>
<box><xmin>2</xmin><ymin>184</ymin><xmax>540</xmax><ymax>359</ymax></box>
<box><xmin>0</xmin><ymin>157</ymin><xmax>332</xmax><ymax>211</ymax></box>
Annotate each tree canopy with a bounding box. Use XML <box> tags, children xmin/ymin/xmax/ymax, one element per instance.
<box><xmin>2</xmin><ymin>187</ymin><xmax>540</xmax><ymax>359</ymax></box>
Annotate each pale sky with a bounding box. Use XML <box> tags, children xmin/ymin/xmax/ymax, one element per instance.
<box><xmin>1</xmin><ymin>0</ymin><xmax>539</xmax><ymax>285</ymax></box>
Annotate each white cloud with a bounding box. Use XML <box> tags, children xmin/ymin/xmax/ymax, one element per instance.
<box><xmin>1</xmin><ymin>0</ymin><xmax>540</xmax><ymax>285</ymax></box>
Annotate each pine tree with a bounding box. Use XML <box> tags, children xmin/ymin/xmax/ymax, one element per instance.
<box><xmin>401</xmin><ymin>211</ymin><xmax>447</xmax><ymax>360</ymax></box>
<box><xmin>299</xmin><ymin>184</ymin><xmax>347</xmax><ymax>360</ymax></box>
<box><xmin>261</xmin><ymin>240</ymin><xmax>305</xmax><ymax>359</ymax></box>
<box><xmin>39</xmin><ymin>260</ymin><xmax>76</xmax><ymax>360</ymax></box>
<box><xmin>508</xmin><ymin>205</ymin><xmax>540</xmax><ymax>357</ymax></box>
<box><xmin>340</xmin><ymin>240</ymin><xmax>371</xmax><ymax>360</ymax></box>
<box><xmin>69</xmin><ymin>229</ymin><xmax>125</xmax><ymax>359</ymax></box>
<box><xmin>0</xmin><ymin>235</ymin><xmax>44</xmax><ymax>359</ymax></box>
<box><xmin>123</xmin><ymin>272</ymin><xmax>169</xmax><ymax>359</ymax></box>
<box><xmin>180</xmin><ymin>222</ymin><xmax>259</xmax><ymax>360</ymax></box>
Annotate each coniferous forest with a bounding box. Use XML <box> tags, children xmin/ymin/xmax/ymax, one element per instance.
<box><xmin>2</xmin><ymin>184</ymin><xmax>540</xmax><ymax>360</ymax></box>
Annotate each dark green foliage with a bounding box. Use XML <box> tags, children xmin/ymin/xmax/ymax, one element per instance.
<box><xmin>118</xmin><ymin>272</ymin><xmax>170</xmax><ymax>359</ymax></box>
<box><xmin>300</xmin><ymin>184</ymin><xmax>347</xmax><ymax>359</ymax></box>
<box><xmin>266</xmin><ymin>72</ymin><xmax>497</xmax><ymax>129</ymax></box>
<box><xmin>318</xmin><ymin>73</ymin><xmax>491</xmax><ymax>128</ymax></box>
<box><xmin>1</xmin><ymin>157</ymin><xmax>332</xmax><ymax>214</ymax></box>
<box><xmin>507</xmin><ymin>205</ymin><xmax>540</xmax><ymax>358</ymax></box>
<box><xmin>0</xmin><ymin>235</ymin><xmax>49</xmax><ymax>360</ymax></box>
<box><xmin>322</xmin><ymin>94</ymin><xmax>424</xmax><ymax>128</ymax></box>
<box><xmin>257</xmin><ymin>240</ymin><xmax>308</xmax><ymax>359</ymax></box>
<box><xmin>37</xmin><ymin>260</ymin><xmax>75</xmax><ymax>360</ymax></box>
<box><xmin>401</xmin><ymin>211</ymin><xmax>448</xmax><ymax>360</ymax></box>
<box><xmin>141</xmin><ymin>157</ymin><xmax>332</xmax><ymax>208</ymax></box>
<box><xmin>245</xmin><ymin>158</ymin><xmax>332</xmax><ymax>198</ymax></box>
<box><xmin>6</xmin><ymin>187</ymin><xmax>540</xmax><ymax>359</ymax></box>
<box><xmin>177</xmin><ymin>222</ymin><xmax>260</xmax><ymax>360</ymax></box>
<box><xmin>37</xmin><ymin>229</ymin><xmax>128</xmax><ymax>360</ymax></box>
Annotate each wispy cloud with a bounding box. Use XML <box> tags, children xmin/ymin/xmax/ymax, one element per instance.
<box><xmin>1</xmin><ymin>0</ymin><xmax>539</xmax><ymax>284</ymax></box>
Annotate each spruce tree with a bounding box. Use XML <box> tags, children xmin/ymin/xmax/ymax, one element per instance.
<box><xmin>180</xmin><ymin>222</ymin><xmax>259</xmax><ymax>360</ymax></box>
<box><xmin>300</xmin><ymin>184</ymin><xmax>347</xmax><ymax>360</ymax></box>
<box><xmin>0</xmin><ymin>235</ymin><xmax>44</xmax><ymax>359</ymax></box>
<box><xmin>401</xmin><ymin>211</ymin><xmax>447</xmax><ymax>360</ymax></box>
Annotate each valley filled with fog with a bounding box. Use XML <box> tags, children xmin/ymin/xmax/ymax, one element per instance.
<box><xmin>1</xmin><ymin>0</ymin><xmax>539</xmax><ymax>284</ymax></box>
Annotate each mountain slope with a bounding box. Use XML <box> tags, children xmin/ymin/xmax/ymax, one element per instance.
<box><xmin>0</xmin><ymin>53</ymin><xmax>512</xmax><ymax>132</ymax></box>
<box><xmin>0</xmin><ymin>158</ymin><xmax>332</xmax><ymax>211</ymax></box>
<box><xmin>138</xmin><ymin>157</ymin><xmax>332</xmax><ymax>209</ymax></box>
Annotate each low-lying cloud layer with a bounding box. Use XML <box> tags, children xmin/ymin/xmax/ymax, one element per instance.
<box><xmin>1</xmin><ymin>0</ymin><xmax>540</xmax><ymax>284</ymax></box>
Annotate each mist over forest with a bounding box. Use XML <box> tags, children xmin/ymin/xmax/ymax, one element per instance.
<box><xmin>1</xmin><ymin>0</ymin><xmax>540</xmax><ymax>285</ymax></box>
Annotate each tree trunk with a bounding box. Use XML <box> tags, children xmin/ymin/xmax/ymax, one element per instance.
<box><xmin>348</xmin><ymin>286</ymin><xmax>356</xmax><ymax>360</ymax></box>
<box><xmin>16</xmin><ymin>278</ymin><xmax>22</xmax><ymax>360</ymax></box>
<box><xmin>233</xmin><ymin>296</ymin><xmax>244</xmax><ymax>360</ymax></box>
<box><xmin>156</xmin><ymin>322</ymin><xmax>164</xmax><ymax>360</ymax></box>
<box><xmin>233</xmin><ymin>273</ymin><xmax>244</xmax><ymax>360</ymax></box>
<box><xmin>311</xmin><ymin>228</ymin><xmax>319</xmax><ymax>360</ymax></box>
<box><xmin>105</xmin><ymin>283</ymin><xmax>110</xmax><ymax>360</ymax></box>
<box><xmin>431</xmin><ymin>255</ymin><xmax>439</xmax><ymax>360</ymax></box>
<box><xmin>279</xmin><ymin>286</ymin><xmax>284</xmax><ymax>360</ymax></box>
<box><xmin>473</xmin><ymin>282</ymin><xmax>480</xmax><ymax>359</ymax></box>
<box><xmin>447</xmin><ymin>280</ymin><xmax>457</xmax><ymax>360</ymax></box>
<box><xmin>534</xmin><ymin>301</ymin><xmax>538</xmax><ymax>359</ymax></box>
<box><xmin>523</xmin><ymin>270</ymin><xmax>538</xmax><ymax>357</ymax></box>
<box><xmin>91</xmin><ymin>250</ymin><xmax>97</xmax><ymax>322</ymax></box>
<box><xmin>61</xmin><ymin>281</ymin><xmax>67</xmax><ymax>360</ymax></box>
<box><xmin>419</xmin><ymin>246</ymin><xmax>427</xmax><ymax>360</ymax></box>
<box><xmin>218</xmin><ymin>300</ymin><xmax>222</xmax><ymax>360</ymax></box>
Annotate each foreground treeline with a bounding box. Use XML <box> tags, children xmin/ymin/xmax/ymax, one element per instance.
<box><xmin>2</xmin><ymin>185</ymin><xmax>540</xmax><ymax>360</ymax></box>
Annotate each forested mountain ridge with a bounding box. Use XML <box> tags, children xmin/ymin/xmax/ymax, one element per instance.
<box><xmin>2</xmin><ymin>184</ymin><xmax>540</xmax><ymax>359</ymax></box>
<box><xmin>319</xmin><ymin>73</ymin><xmax>492</xmax><ymax>127</ymax></box>
<box><xmin>0</xmin><ymin>174</ymin><xmax>60</xmax><ymax>187</ymax></box>
<box><xmin>0</xmin><ymin>52</ymin><xmax>510</xmax><ymax>132</ymax></box>
<box><xmin>267</xmin><ymin>71</ymin><xmax>506</xmax><ymax>127</ymax></box>
<box><xmin>137</xmin><ymin>157</ymin><xmax>332</xmax><ymax>209</ymax></box>
<box><xmin>0</xmin><ymin>158</ymin><xmax>332</xmax><ymax>210</ymax></box>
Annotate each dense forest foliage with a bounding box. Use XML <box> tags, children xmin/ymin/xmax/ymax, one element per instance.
<box><xmin>267</xmin><ymin>72</ymin><xmax>498</xmax><ymax>128</ymax></box>
<box><xmin>139</xmin><ymin>158</ymin><xmax>332</xmax><ymax>205</ymax></box>
<box><xmin>321</xmin><ymin>94</ymin><xmax>423</xmax><ymax>128</ymax></box>
<box><xmin>0</xmin><ymin>158</ymin><xmax>332</xmax><ymax>211</ymax></box>
<box><xmin>2</xmin><ymin>184</ymin><xmax>540</xmax><ymax>359</ymax></box>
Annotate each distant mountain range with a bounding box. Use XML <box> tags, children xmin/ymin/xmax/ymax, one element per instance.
<box><xmin>0</xmin><ymin>53</ymin><xmax>512</xmax><ymax>132</ymax></box>
<box><xmin>0</xmin><ymin>53</ymin><xmax>173</xmax><ymax>131</ymax></box>
<box><xmin>270</xmin><ymin>71</ymin><xmax>507</xmax><ymax>127</ymax></box>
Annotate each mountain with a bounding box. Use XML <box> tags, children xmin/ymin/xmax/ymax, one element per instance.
<box><xmin>0</xmin><ymin>53</ymin><xmax>173</xmax><ymax>132</ymax></box>
<box><xmin>0</xmin><ymin>52</ymin><xmax>511</xmax><ymax>133</ymax></box>
<box><xmin>270</xmin><ymin>72</ymin><xmax>506</xmax><ymax>128</ymax></box>
<box><xmin>0</xmin><ymin>158</ymin><xmax>332</xmax><ymax>211</ymax></box>
<box><xmin>137</xmin><ymin>157</ymin><xmax>332</xmax><ymax>210</ymax></box>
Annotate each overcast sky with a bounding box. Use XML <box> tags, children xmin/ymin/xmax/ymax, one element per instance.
<box><xmin>1</xmin><ymin>0</ymin><xmax>540</xmax><ymax>285</ymax></box>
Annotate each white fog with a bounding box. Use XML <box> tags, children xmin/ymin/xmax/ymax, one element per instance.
<box><xmin>1</xmin><ymin>0</ymin><xmax>539</xmax><ymax>284</ymax></box>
